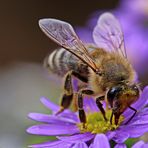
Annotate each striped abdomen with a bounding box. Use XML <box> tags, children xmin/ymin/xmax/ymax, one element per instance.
<box><xmin>44</xmin><ymin>48</ymin><xmax>88</xmax><ymax>76</ymax></box>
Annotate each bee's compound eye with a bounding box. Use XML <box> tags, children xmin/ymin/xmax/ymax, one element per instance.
<box><xmin>107</xmin><ymin>87</ymin><xmax>116</xmax><ymax>100</ymax></box>
<box><xmin>107</xmin><ymin>86</ymin><xmax>122</xmax><ymax>104</ymax></box>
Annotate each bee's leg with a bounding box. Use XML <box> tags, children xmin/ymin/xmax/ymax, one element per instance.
<box><xmin>72</xmin><ymin>92</ymin><xmax>78</xmax><ymax>112</ymax></box>
<box><xmin>110</xmin><ymin>111</ymin><xmax>113</xmax><ymax>124</ymax></box>
<box><xmin>56</xmin><ymin>71</ymin><xmax>88</xmax><ymax>115</ymax></box>
<box><xmin>124</xmin><ymin>106</ymin><xmax>137</xmax><ymax>125</ymax></box>
<box><xmin>78</xmin><ymin>89</ymin><xmax>94</xmax><ymax>123</ymax></box>
<box><xmin>56</xmin><ymin>71</ymin><xmax>73</xmax><ymax>115</ymax></box>
<box><xmin>96</xmin><ymin>96</ymin><xmax>107</xmax><ymax>121</ymax></box>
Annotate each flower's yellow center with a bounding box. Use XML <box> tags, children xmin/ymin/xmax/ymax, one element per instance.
<box><xmin>77</xmin><ymin>110</ymin><xmax>124</xmax><ymax>134</ymax></box>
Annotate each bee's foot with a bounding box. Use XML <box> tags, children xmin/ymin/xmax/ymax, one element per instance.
<box><xmin>55</xmin><ymin>106</ymin><xmax>64</xmax><ymax>115</ymax></box>
<box><xmin>82</xmin><ymin>123</ymin><xmax>86</xmax><ymax>129</ymax></box>
<box><xmin>105</xmin><ymin>117</ymin><xmax>108</xmax><ymax>122</ymax></box>
<box><xmin>102</xmin><ymin>115</ymin><xmax>108</xmax><ymax>122</ymax></box>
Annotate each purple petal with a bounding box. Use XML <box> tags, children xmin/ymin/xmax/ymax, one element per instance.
<box><xmin>27</xmin><ymin>124</ymin><xmax>79</xmax><ymax>136</ymax></box>
<box><xmin>29</xmin><ymin>140</ymin><xmax>72</xmax><ymax>148</ymax></box>
<box><xmin>40</xmin><ymin>97</ymin><xmax>78</xmax><ymax>122</ymax></box>
<box><xmin>123</xmin><ymin>86</ymin><xmax>148</xmax><ymax>119</ymax></box>
<box><xmin>112</xmin><ymin>131</ymin><xmax>129</xmax><ymax>143</ymax></box>
<box><xmin>113</xmin><ymin>124</ymin><xmax>148</xmax><ymax>143</ymax></box>
<box><xmin>83</xmin><ymin>97</ymin><xmax>99</xmax><ymax>113</ymax></box>
<box><xmin>143</xmin><ymin>144</ymin><xmax>148</xmax><ymax>148</ymax></box>
<box><xmin>106</xmin><ymin>131</ymin><xmax>116</xmax><ymax>140</ymax></box>
<box><xmin>123</xmin><ymin>124</ymin><xmax>148</xmax><ymax>138</ymax></box>
<box><xmin>72</xmin><ymin>142</ymin><xmax>88</xmax><ymax>148</ymax></box>
<box><xmin>115</xmin><ymin>143</ymin><xmax>127</xmax><ymax>148</ymax></box>
<box><xmin>40</xmin><ymin>97</ymin><xmax>59</xmax><ymax>111</ymax></box>
<box><xmin>137</xmin><ymin>108</ymin><xmax>148</xmax><ymax>116</ymax></box>
<box><xmin>123</xmin><ymin>108</ymin><xmax>148</xmax><ymax>125</ymax></box>
<box><xmin>57</xmin><ymin>112</ymin><xmax>79</xmax><ymax>122</ymax></box>
<box><xmin>89</xmin><ymin>143</ymin><xmax>93</xmax><ymax>148</ymax></box>
<box><xmin>28</xmin><ymin>113</ymin><xmax>76</xmax><ymax>124</ymax></box>
<box><xmin>93</xmin><ymin>134</ymin><xmax>110</xmax><ymax>148</ymax></box>
<box><xmin>57</xmin><ymin>132</ymin><xmax>94</xmax><ymax>143</ymax></box>
<box><xmin>132</xmin><ymin>140</ymin><xmax>145</xmax><ymax>148</ymax></box>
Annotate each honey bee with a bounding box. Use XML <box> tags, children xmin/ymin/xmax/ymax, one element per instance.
<box><xmin>39</xmin><ymin>12</ymin><xmax>140</xmax><ymax>125</ymax></box>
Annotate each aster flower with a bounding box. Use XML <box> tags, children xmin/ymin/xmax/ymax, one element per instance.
<box><xmin>76</xmin><ymin>0</ymin><xmax>148</xmax><ymax>73</ymax></box>
<box><xmin>27</xmin><ymin>86</ymin><xmax>148</xmax><ymax>147</ymax></box>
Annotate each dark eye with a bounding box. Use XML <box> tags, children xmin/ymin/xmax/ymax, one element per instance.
<box><xmin>107</xmin><ymin>86</ymin><xmax>122</xmax><ymax>106</ymax></box>
<box><xmin>107</xmin><ymin>87</ymin><xmax>117</xmax><ymax>99</ymax></box>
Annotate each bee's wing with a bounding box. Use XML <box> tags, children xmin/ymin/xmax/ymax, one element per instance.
<box><xmin>93</xmin><ymin>12</ymin><xmax>127</xmax><ymax>58</ymax></box>
<box><xmin>39</xmin><ymin>18</ymin><xmax>99</xmax><ymax>73</ymax></box>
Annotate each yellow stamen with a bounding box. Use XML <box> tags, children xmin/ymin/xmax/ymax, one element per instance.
<box><xmin>77</xmin><ymin>110</ymin><xmax>124</xmax><ymax>134</ymax></box>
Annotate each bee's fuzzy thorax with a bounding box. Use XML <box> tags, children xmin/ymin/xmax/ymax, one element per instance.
<box><xmin>89</xmin><ymin>51</ymin><xmax>136</xmax><ymax>95</ymax></box>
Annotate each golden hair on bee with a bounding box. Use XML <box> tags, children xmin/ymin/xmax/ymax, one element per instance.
<box><xmin>89</xmin><ymin>50</ymin><xmax>136</xmax><ymax>95</ymax></box>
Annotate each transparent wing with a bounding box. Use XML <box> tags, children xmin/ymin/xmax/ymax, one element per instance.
<box><xmin>39</xmin><ymin>18</ymin><xmax>99</xmax><ymax>72</ymax></box>
<box><xmin>93</xmin><ymin>12</ymin><xmax>127</xmax><ymax>58</ymax></box>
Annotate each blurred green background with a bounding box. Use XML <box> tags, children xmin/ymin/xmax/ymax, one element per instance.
<box><xmin>0</xmin><ymin>0</ymin><xmax>147</xmax><ymax>147</ymax></box>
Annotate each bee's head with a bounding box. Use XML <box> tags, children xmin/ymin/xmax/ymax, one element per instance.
<box><xmin>107</xmin><ymin>83</ymin><xmax>140</xmax><ymax>125</ymax></box>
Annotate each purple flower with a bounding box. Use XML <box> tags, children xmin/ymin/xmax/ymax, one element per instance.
<box><xmin>76</xmin><ymin>0</ymin><xmax>148</xmax><ymax>73</ymax></box>
<box><xmin>27</xmin><ymin>86</ymin><xmax>148</xmax><ymax>147</ymax></box>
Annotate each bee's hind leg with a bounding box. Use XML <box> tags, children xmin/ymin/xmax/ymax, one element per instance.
<box><xmin>56</xmin><ymin>70</ymin><xmax>88</xmax><ymax>115</ymax></box>
<box><xmin>55</xmin><ymin>71</ymin><xmax>73</xmax><ymax>115</ymax></box>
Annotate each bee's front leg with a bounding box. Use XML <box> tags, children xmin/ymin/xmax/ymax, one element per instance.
<box><xmin>78</xmin><ymin>89</ymin><xmax>94</xmax><ymax>123</ymax></box>
<box><xmin>96</xmin><ymin>96</ymin><xmax>107</xmax><ymax>121</ymax></box>
<box><xmin>124</xmin><ymin>106</ymin><xmax>137</xmax><ymax>125</ymax></box>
